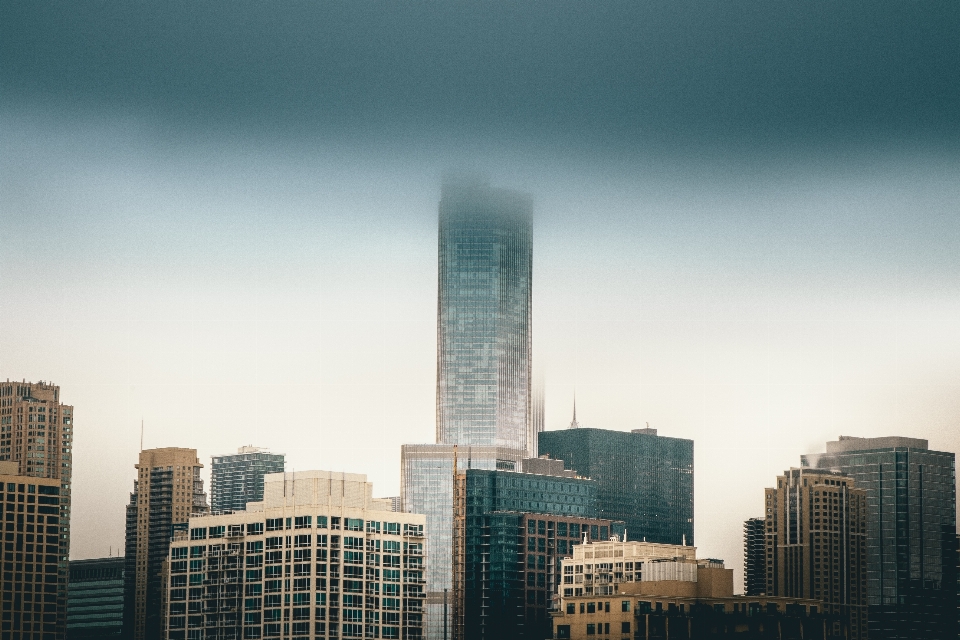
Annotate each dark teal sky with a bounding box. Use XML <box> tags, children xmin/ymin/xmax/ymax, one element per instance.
<box><xmin>2</xmin><ymin>0</ymin><xmax>959</xmax><ymax>588</ymax></box>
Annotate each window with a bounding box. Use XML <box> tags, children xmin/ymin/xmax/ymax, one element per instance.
<box><xmin>586</xmin><ymin>623</ymin><xmax>596</xmax><ymax>635</ymax></box>
<box><xmin>295</xmin><ymin>516</ymin><xmax>312</xmax><ymax>529</ymax></box>
<box><xmin>587</xmin><ymin>603</ymin><xmax>595</xmax><ymax>614</ymax></box>
<box><xmin>566</xmin><ymin>603</ymin><xmax>575</xmax><ymax>614</ymax></box>
<box><xmin>266</xmin><ymin>518</ymin><xmax>283</xmax><ymax>532</ymax></box>
<box><xmin>295</xmin><ymin>535</ymin><xmax>311</xmax><ymax>548</ymax></box>
<box><xmin>190</xmin><ymin>528</ymin><xmax>207</xmax><ymax>540</ymax></box>
<box><xmin>621</xmin><ymin>601</ymin><xmax>630</xmax><ymax>612</ymax></box>
<box><xmin>317</xmin><ymin>516</ymin><xmax>328</xmax><ymax>529</ymax></box>
<box><xmin>621</xmin><ymin>622</ymin><xmax>630</xmax><ymax>633</ymax></box>
<box><xmin>247</xmin><ymin>523</ymin><xmax>264</xmax><ymax>535</ymax></box>
<box><xmin>346</xmin><ymin>518</ymin><xmax>363</xmax><ymax>531</ymax></box>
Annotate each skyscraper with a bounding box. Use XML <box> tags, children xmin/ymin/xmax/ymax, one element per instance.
<box><xmin>802</xmin><ymin>435</ymin><xmax>958</xmax><ymax>639</ymax></box>
<box><xmin>435</xmin><ymin>178</ymin><xmax>533</xmax><ymax>454</ymax></box>
<box><xmin>538</xmin><ymin>427</ymin><xmax>694</xmax><ymax>546</ymax></box>
<box><xmin>122</xmin><ymin>448</ymin><xmax>208</xmax><ymax>640</ymax></box>
<box><xmin>67</xmin><ymin>557</ymin><xmax>125</xmax><ymax>639</ymax></box>
<box><xmin>0</xmin><ymin>379</ymin><xmax>75</xmax><ymax>636</ymax></box>
<box><xmin>210</xmin><ymin>446</ymin><xmax>285</xmax><ymax>512</ymax></box>
<box><xmin>743</xmin><ymin>517</ymin><xmax>766</xmax><ymax>596</ymax></box>
<box><xmin>764</xmin><ymin>467</ymin><xmax>868</xmax><ymax>639</ymax></box>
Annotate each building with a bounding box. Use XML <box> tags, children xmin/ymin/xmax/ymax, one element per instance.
<box><xmin>0</xmin><ymin>461</ymin><xmax>63</xmax><ymax>640</ymax></box>
<box><xmin>452</xmin><ymin>464</ymin><xmax>621</xmax><ymax>640</ymax></box>
<box><xmin>436</xmin><ymin>178</ymin><xmax>534</xmax><ymax>454</ymax></box>
<box><xmin>400</xmin><ymin>444</ymin><xmax>524</xmax><ymax>640</ymax></box>
<box><xmin>538</xmin><ymin>427</ymin><xmax>694</xmax><ymax>546</ymax></box>
<box><xmin>211</xmin><ymin>447</ymin><xmax>286</xmax><ymax>513</ymax></box>
<box><xmin>0</xmin><ymin>380</ymin><xmax>75</xmax><ymax>637</ymax></box>
<box><xmin>67</xmin><ymin>556</ymin><xmax>125</xmax><ymax>639</ymax></box>
<box><xmin>162</xmin><ymin>470</ymin><xmax>426</xmax><ymax>640</ymax></box>
<box><xmin>764</xmin><ymin>468</ymin><xmax>867</xmax><ymax>639</ymax></box>
<box><xmin>382</xmin><ymin>497</ymin><xmax>402</xmax><ymax>513</ymax></box>
<box><xmin>742</xmin><ymin>518</ymin><xmax>765</xmax><ymax>596</ymax></box>
<box><xmin>801</xmin><ymin>435</ymin><xmax>958</xmax><ymax>639</ymax></box>
<box><xmin>552</xmin><ymin>540</ymin><xmax>829</xmax><ymax>640</ymax></box>
<box><xmin>123</xmin><ymin>448</ymin><xmax>208</xmax><ymax>640</ymax></box>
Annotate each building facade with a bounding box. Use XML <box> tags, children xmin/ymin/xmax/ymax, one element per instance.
<box><xmin>0</xmin><ymin>462</ymin><xmax>63</xmax><ymax>640</ymax></box>
<box><xmin>163</xmin><ymin>471</ymin><xmax>426</xmax><ymax>640</ymax></box>
<box><xmin>435</xmin><ymin>179</ymin><xmax>533</xmax><ymax>454</ymax></box>
<box><xmin>802</xmin><ymin>435</ymin><xmax>958</xmax><ymax>639</ymax></box>
<box><xmin>67</xmin><ymin>556</ymin><xmax>125</xmax><ymax>639</ymax></box>
<box><xmin>764</xmin><ymin>468</ymin><xmax>867</xmax><ymax>639</ymax></box>
<box><xmin>124</xmin><ymin>448</ymin><xmax>209</xmax><ymax>640</ymax></box>
<box><xmin>211</xmin><ymin>447</ymin><xmax>286</xmax><ymax>513</ymax></box>
<box><xmin>0</xmin><ymin>380</ymin><xmax>75</xmax><ymax>637</ymax></box>
<box><xmin>538</xmin><ymin>427</ymin><xmax>694</xmax><ymax>546</ymax></box>
<box><xmin>743</xmin><ymin>518</ymin><xmax>765</xmax><ymax>597</ymax></box>
<box><xmin>452</xmin><ymin>466</ymin><xmax>618</xmax><ymax>640</ymax></box>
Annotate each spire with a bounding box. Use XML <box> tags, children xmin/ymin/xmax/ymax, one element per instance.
<box><xmin>568</xmin><ymin>393</ymin><xmax>581</xmax><ymax>429</ymax></box>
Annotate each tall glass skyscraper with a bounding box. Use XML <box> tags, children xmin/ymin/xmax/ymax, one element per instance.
<box><xmin>802</xmin><ymin>436</ymin><xmax>958</xmax><ymax>639</ymax></box>
<box><xmin>436</xmin><ymin>178</ymin><xmax>533</xmax><ymax>454</ymax></box>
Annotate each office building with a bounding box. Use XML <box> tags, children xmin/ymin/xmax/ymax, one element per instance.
<box><xmin>743</xmin><ymin>517</ymin><xmax>765</xmax><ymax>596</ymax></box>
<box><xmin>765</xmin><ymin>468</ymin><xmax>867</xmax><ymax>639</ymax></box>
<box><xmin>552</xmin><ymin>540</ymin><xmax>828</xmax><ymax>640</ymax></box>
<box><xmin>0</xmin><ymin>380</ymin><xmax>75</xmax><ymax>638</ymax></box>
<box><xmin>211</xmin><ymin>447</ymin><xmax>286</xmax><ymax>513</ymax></box>
<box><xmin>67</xmin><ymin>556</ymin><xmax>124</xmax><ymax>639</ymax></box>
<box><xmin>399</xmin><ymin>444</ymin><xmax>523</xmax><ymax>640</ymax></box>
<box><xmin>802</xmin><ymin>435</ymin><xmax>958</xmax><ymax>639</ymax></box>
<box><xmin>0</xmin><ymin>462</ymin><xmax>63</xmax><ymax>640</ymax></box>
<box><xmin>163</xmin><ymin>470</ymin><xmax>426</xmax><ymax>640</ymax></box>
<box><xmin>538</xmin><ymin>427</ymin><xmax>694</xmax><ymax>546</ymax></box>
<box><xmin>123</xmin><ymin>448</ymin><xmax>208</xmax><ymax>640</ymax></box>
<box><xmin>435</xmin><ymin>179</ymin><xmax>533</xmax><ymax>454</ymax></box>
<box><xmin>452</xmin><ymin>465</ymin><xmax>620</xmax><ymax>640</ymax></box>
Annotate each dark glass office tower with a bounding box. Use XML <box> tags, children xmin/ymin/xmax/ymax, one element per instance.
<box><xmin>67</xmin><ymin>557</ymin><xmax>125</xmax><ymax>639</ymax></box>
<box><xmin>436</xmin><ymin>179</ymin><xmax>533</xmax><ymax>454</ymax></box>
<box><xmin>538</xmin><ymin>427</ymin><xmax>694</xmax><ymax>545</ymax></box>
<box><xmin>743</xmin><ymin>517</ymin><xmax>766</xmax><ymax>596</ymax></box>
<box><xmin>802</xmin><ymin>436</ymin><xmax>958</xmax><ymax>639</ymax></box>
<box><xmin>210</xmin><ymin>446</ymin><xmax>285</xmax><ymax>512</ymax></box>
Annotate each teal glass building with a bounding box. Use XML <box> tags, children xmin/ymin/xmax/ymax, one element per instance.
<box><xmin>210</xmin><ymin>447</ymin><xmax>285</xmax><ymax>513</ymax></box>
<box><xmin>67</xmin><ymin>557</ymin><xmax>124</xmax><ymax>639</ymax></box>
<box><xmin>537</xmin><ymin>427</ymin><xmax>694</xmax><ymax>546</ymax></box>
<box><xmin>801</xmin><ymin>436</ymin><xmax>958</xmax><ymax>639</ymax></box>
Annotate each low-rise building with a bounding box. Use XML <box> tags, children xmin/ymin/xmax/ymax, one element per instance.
<box><xmin>163</xmin><ymin>470</ymin><xmax>426</xmax><ymax>640</ymax></box>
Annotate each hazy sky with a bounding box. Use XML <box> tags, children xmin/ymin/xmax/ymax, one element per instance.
<box><xmin>2</xmin><ymin>0</ymin><xmax>959</xmax><ymax>589</ymax></box>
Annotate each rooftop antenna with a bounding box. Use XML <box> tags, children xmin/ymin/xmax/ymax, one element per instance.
<box><xmin>140</xmin><ymin>419</ymin><xmax>144</xmax><ymax>451</ymax></box>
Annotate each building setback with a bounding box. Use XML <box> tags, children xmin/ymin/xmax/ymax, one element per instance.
<box><xmin>802</xmin><ymin>435</ymin><xmax>958</xmax><ymax>639</ymax></box>
<box><xmin>452</xmin><ymin>465</ymin><xmax>620</xmax><ymax>640</ymax></box>
<box><xmin>742</xmin><ymin>518</ymin><xmax>766</xmax><ymax>597</ymax></box>
<box><xmin>538</xmin><ymin>427</ymin><xmax>694</xmax><ymax>546</ymax></box>
<box><xmin>0</xmin><ymin>462</ymin><xmax>63</xmax><ymax>640</ymax></box>
<box><xmin>0</xmin><ymin>380</ymin><xmax>75</xmax><ymax>638</ymax></box>
<box><xmin>163</xmin><ymin>470</ymin><xmax>426</xmax><ymax>640</ymax></box>
<box><xmin>123</xmin><ymin>448</ymin><xmax>208</xmax><ymax>640</ymax></box>
<box><xmin>67</xmin><ymin>556</ymin><xmax>124</xmax><ymax>639</ymax></box>
<box><xmin>211</xmin><ymin>447</ymin><xmax>286</xmax><ymax>513</ymax></box>
<box><xmin>765</xmin><ymin>468</ymin><xmax>867</xmax><ymax>640</ymax></box>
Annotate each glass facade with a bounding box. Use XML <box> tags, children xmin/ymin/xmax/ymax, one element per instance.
<box><xmin>742</xmin><ymin>517</ymin><xmax>766</xmax><ymax>596</ymax></box>
<box><xmin>802</xmin><ymin>437</ymin><xmax>958</xmax><ymax>639</ymax></box>
<box><xmin>537</xmin><ymin>428</ymin><xmax>694</xmax><ymax>546</ymax></box>
<box><xmin>211</xmin><ymin>448</ymin><xmax>286</xmax><ymax>513</ymax></box>
<box><xmin>436</xmin><ymin>180</ymin><xmax>533</xmax><ymax>455</ymax></box>
<box><xmin>67</xmin><ymin>557</ymin><xmax>125</xmax><ymax>639</ymax></box>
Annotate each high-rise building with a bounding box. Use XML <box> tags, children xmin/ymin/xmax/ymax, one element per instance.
<box><xmin>0</xmin><ymin>461</ymin><xmax>64</xmax><ymax>639</ymax></box>
<box><xmin>435</xmin><ymin>178</ymin><xmax>533</xmax><ymax>454</ymax></box>
<box><xmin>743</xmin><ymin>517</ymin><xmax>766</xmax><ymax>596</ymax></box>
<box><xmin>538</xmin><ymin>427</ymin><xmax>694</xmax><ymax>546</ymax></box>
<box><xmin>802</xmin><ymin>435</ymin><xmax>958</xmax><ymax>639</ymax></box>
<box><xmin>765</xmin><ymin>467</ymin><xmax>868</xmax><ymax>639</ymax></box>
<box><xmin>67</xmin><ymin>556</ymin><xmax>125</xmax><ymax>639</ymax></box>
<box><xmin>210</xmin><ymin>446</ymin><xmax>285</xmax><ymax>513</ymax></box>
<box><xmin>452</xmin><ymin>464</ymin><xmax>621</xmax><ymax>640</ymax></box>
<box><xmin>123</xmin><ymin>448</ymin><xmax>208</xmax><ymax>640</ymax></box>
<box><xmin>0</xmin><ymin>380</ymin><xmax>76</xmax><ymax>637</ymax></box>
<box><xmin>163</xmin><ymin>470</ymin><xmax>426</xmax><ymax>640</ymax></box>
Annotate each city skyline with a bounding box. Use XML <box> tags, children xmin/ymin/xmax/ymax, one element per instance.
<box><xmin>3</xmin><ymin>0</ymin><xmax>960</xmax><ymax>600</ymax></box>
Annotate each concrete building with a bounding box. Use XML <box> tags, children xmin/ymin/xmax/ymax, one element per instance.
<box><xmin>0</xmin><ymin>461</ymin><xmax>63</xmax><ymax>640</ymax></box>
<box><xmin>538</xmin><ymin>427</ymin><xmax>694</xmax><ymax>546</ymax></box>
<box><xmin>764</xmin><ymin>468</ymin><xmax>867</xmax><ymax>640</ymax></box>
<box><xmin>163</xmin><ymin>470</ymin><xmax>426</xmax><ymax>640</ymax></box>
<box><xmin>67</xmin><ymin>556</ymin><xmax>125</xmax><ymax>639</ymax></box>
<box><xmin>742</xmin><ymin>518</ymin><xmax>765</xmax><ymax>597</ymax></box>
<box><xmin>802</xmin><ymin>435</ymin><xmax>958</xmax><ymax>639</ymax></box>
<box><xmin>123</xmin><ymin>448</ymin><xmax>208</xmax><ymax>640</ymax></box>
<box><xmin>451</xmin><ymin>465</ymin><xmax>620</xmax><ymax>640</ymax></box>
<box><xmin>211</xmin><ymin>447</ymin><xmax>286</xmax><ymax>513</ymax></box>
<box><xmin>0</xmin><ymin>380</ymin><xmax>75</xmax><ymax>637</ymax></box>
<box><xmin>552</xmin><ymin>539</ymin><xmax>830</xmax><ymax>639</ymax></box>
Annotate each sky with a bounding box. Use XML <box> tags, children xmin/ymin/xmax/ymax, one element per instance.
<box><xmin>2</xmin><ymin>0</ymin><xmax>960</xmax><ymax>589</ymax></box>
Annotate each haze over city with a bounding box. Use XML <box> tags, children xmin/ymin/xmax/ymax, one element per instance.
<box><xmin>2</xmin><ymin>0</ymin><xmax>960</xmax><ymax>596</ymax></box>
